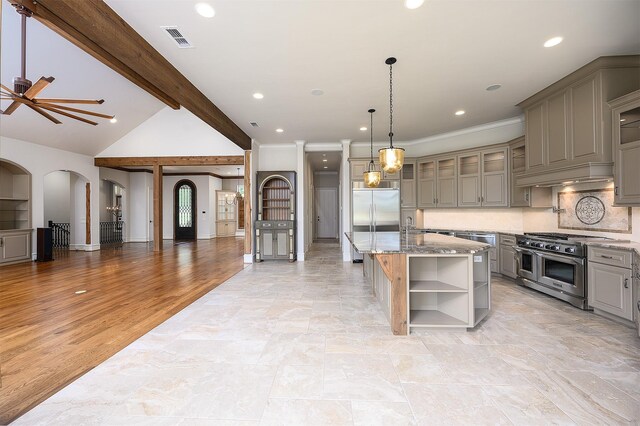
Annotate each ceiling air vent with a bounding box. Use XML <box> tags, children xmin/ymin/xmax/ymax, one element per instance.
<box><xmin>250</xmin><ymin>122</ymin><xmax>259</xmax><ymax>127</ymax></box>
<box><xmin>161</xmin><ymin>26</ymin><xmax>193</xmax><ymax>48</ymax></box>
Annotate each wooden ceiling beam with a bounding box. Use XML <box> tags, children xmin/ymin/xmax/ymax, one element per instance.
<box><xmin>9</xmin><ymin>0</ymin><xmax>251</xmax><ymax>150</ymax></box>
<box><xmin>95</xmin><ymin>156</ymin><xmax>245</xmax><ymax>167</ymax></box>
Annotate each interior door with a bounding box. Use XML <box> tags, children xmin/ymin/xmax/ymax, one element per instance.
<box><xmin>315</xmin><ymin>188</ymin><xmax>338</xmax><ymax>238</ymax></box>
<box><xmin>174</xmin><ymin>180</ymin><xmax>196</xmax><ymax>240</ymax></box>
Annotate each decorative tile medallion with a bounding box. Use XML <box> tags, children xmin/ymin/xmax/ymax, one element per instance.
<box><xmin>558</xmin><ymin>188</ymin><xmax>631</xmax><ymax>233</ymax></box>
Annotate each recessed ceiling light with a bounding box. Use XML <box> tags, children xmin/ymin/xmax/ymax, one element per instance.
<box><xmin>276</xmin><ymin>128</ymin><xmax>284</xmax><ymax>133</ymax></box>
<box><xmin>455</xmin><ymin>110</ymin><xmax>465</xmax><ymax>116</ymax></box>
<box><xmin>620</xmin><ymin>118</ymin><xmax>626</xmax><ymax>122</ymax></box>
<box><xmin>195</xmin><ymin>3</ymin><xmax>215</xmax><ymax>18</ymax></box>
<box><xmin>322</xmin><ymin>159</ymin><xmax>328</xmax><ymax>162</ymax></box>
<box><xmin>486</xmin><ymin>84</ymin><xmax>502</xmax><ymax>91</ymax></box>
<box><xmin>544</xmin><ymin>36</ymin><xmax>563</xmax><ymax>48</ymax></box>
<box><xmin>323</xmin><ymin>166</ymin><xmax>328</xmax><ymax>169</ymax></box>
<box><xmin>110</xmin><ymin>117</ymin><xmax>117</xmax><ymax>123</ymax></box>
<box><xmin>404</xmin><ymin>0</ymin><xmax>425</xmax><ymax>9</ymax></box>
<box><xmin>360</xmin><ymin>127</ymin><xmax>367</xmax><ymax>131</ymax></box>
<box><xmin>253</xmin><ymin>92</ymin><xmax>264</xmax><ymax>100</ymax></box>
<box><xmin>311</xmin><ymin>89</ymin><xmax>324</xmax><ymax>96</ymax></box>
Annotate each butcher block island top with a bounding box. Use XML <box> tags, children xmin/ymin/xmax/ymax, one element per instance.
<box><xmin>345</xmin><ymin>231</ymin><xmax>491</xmax><ymax>254</ymax></box>
<box><xmin>346</xmin><ymin>232</ymin><xmax>492</xmax><ymax>335</ymax></box>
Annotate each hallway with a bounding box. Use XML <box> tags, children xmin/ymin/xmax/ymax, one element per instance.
<box><xmin>11</xmin><ymin>243</ymin><xmax>640</xmax><ymax>425</ymax></box>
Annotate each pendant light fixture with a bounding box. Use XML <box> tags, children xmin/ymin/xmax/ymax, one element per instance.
<box><xmin>225</xmin><ymin>167</ymin><xmax>244</xmax><ymax>205</ymax></box>
<box><xmin>363</xmin><ymin>108</ymin><xmax>381</xmax><ymax>188</ymax></box>
<box><xmin>378</xmin><ymin>57</ymin><xmax>405</xmax><ymax>173</ymax></box>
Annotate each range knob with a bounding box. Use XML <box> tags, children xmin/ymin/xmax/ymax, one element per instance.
<box><xmin>523</xmin><ymin>241</ymin><xmax>531</xmax><ymax>246</ymax></box>
<box><xmin>565</xmin><ymin>247</ymin><xmax>576</xmax><ymax>254</ymax></box>
<box><xmin>535</xmin><ymin>242</ymin><xmax>545</xmax><ymax>248</ymax></box>
<box><xmin>545</xmin><ymin>244</ymin><xmax>560</xmax><ymax>251</ymax></box>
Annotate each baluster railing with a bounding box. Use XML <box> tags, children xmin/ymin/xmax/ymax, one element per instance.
<box><xmin>48</xmin><ymin>221</ymin><xmax>70</xmax><ymax>248</ymax></box>
<box><xmin>100</xmin><ymin>221</ymin><xmax>124</xmax><ymax>245</ymax></box>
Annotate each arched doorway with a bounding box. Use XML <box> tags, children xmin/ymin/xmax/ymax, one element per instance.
<box><xmin>174</xmin><ymin>180</ymin><xmax>196</xmax><ymax>240</ymax></box>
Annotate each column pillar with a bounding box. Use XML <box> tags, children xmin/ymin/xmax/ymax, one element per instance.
<box><xmin>341</xmin><ymin>139</ymin><xmax>352</xmax><ymax>261</ymax></box>
<box><xmin>153</xmin><ymin>163</ymin><xmax>163</xmax><ymax>252</ymax></box>
<box><xmin>295</xmin><ymin>140</ymin><xmax>306</xmax><ymax>261</ymax></box>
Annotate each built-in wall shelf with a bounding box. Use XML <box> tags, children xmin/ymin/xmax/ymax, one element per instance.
<box><xmin>0</xmin><ymin>160</ymin><xmax>32</xmax><ymax>265</ymax></box>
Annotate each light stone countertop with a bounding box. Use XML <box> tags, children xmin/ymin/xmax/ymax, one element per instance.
<box><xmin>584</xmin><ymin>240</ymin><xmax>640</xmax><ymax>258</ymax></box>
<box><xmin>345</xmin><ymin>231</ymin><xmax>491</xmax><ymax>255</ymax></box>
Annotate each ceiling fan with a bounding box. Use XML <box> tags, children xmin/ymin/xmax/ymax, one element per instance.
<box><xmin>0</xmin><ymin>4</ymin><xmax>114</xmax><ymax>126</ymax></box>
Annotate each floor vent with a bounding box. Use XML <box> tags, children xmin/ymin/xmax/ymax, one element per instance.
<box><xmin>161</xmin><ymin>26</ymin><xmax>193</xmax><ymax>48</ymax></box>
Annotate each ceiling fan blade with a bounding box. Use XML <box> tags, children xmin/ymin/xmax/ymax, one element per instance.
<box><xmin>1</xmin><ymin>101</ymin><xmax>22</xmax><ymax>115</ymax></box>
<box><xmin>23</xmin><ymin>76</ymin><xmax>55</xmax><ymax>100</ymax></box>
<box><xmin>38</xmin><ymin>104</ymin><xmax>98</xmax><ymax>126</ymax></box>
<box><xmin>33</xmin><ymin>98</ymin><xmax>104</xmax><ymax>105</ymax></box>
<box><xmin>36</xmin><ymin>103</ymin><xmax>114</xmax><ymax>119</ymax></box>
<box><xmin>0</xmin><ymin>84</ymin><xmax>19</xmax><ymax>96</ymax></box>
<box><xmin>25</xmin><ymin>104</ymin><xmax>62</xmax><ymax>124</ymax></box>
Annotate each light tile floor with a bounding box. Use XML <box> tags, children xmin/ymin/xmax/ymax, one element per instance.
<box><xmin>13</xmin><ymin>243</ymin><xmax>640</xmax><ymax>425</ymax></box>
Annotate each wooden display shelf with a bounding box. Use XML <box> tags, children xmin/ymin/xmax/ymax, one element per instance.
<box><xmin>0</xmin><ymin>197</ymin><xmax>29</xmax><ymax>202</ymax></box>
<box><xmin>409</xmin><ymin>280</ymin><xmax>466</xmax><ymax>293</ymax></box>
<box><xmin>409</xmin><ymin>309</ymin><xmax>468</xmax><ymax>327</ymax></box>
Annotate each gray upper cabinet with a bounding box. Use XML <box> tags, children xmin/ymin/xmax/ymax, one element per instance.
<box><xmin>401</xmin><ymin>160</ymin><xmax>417</xmax><ymax>208</ymax></box>
<box><xmin>481</xmin><ymin>148</ymin><xmax>508</xmax><ymax>207</ymax></box>
<box><xmin>509</xmin><ymin>137</ymin><xmax>552</xmax><ymax>208</ymax></box>
<box><xmin>456</xmin><ymin>147</ymin><xmax>508</xmax><ymax>208</ymax></box>
<box><xmin>417</xmin><ymin>159</ymin><xmax>436</xmax><ymax>208</ymax></box>
<box><xmin>417</xmin><ymin>156</ymin><xmax>456</xmax><ymax>208</ymax></box>
<box><xmin>517</xmin><ymin>56</ymin><xmax>640</xmax><ymax>187</ymax></box>
<box><xmin>458</xmin><ymin>153</ymin><xmax>481</xmax><ymax>207</ymax></box>
<box><xmin>610</xmin><ymin>89</ymin><xmax>640</xmax><ymax>205</ymax></box>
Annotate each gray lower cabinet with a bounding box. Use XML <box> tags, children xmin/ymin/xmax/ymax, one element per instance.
<box><xmin>0</xmin><ymin>229</ymin><xmax>32</xmax><ymax>265</ymax></box>
<box><xmin>499</xmin><ymin>234</ymin><xmax>517</xmax><ymax>279</ymax></box>
<box><xmin>260</xmin><ymin>229</ymin><xmax>290</xmax><ymax>259</ymax></box>
<box><xmin>588</xmin><ymin>246</ymin><xmax>634</xmax><ymax>321</ymax></box>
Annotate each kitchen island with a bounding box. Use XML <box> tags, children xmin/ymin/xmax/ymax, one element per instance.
<box><xmin>346</xmin><ymin>231</ymin><xmax>492</xmax><ymax>335</ymax></box>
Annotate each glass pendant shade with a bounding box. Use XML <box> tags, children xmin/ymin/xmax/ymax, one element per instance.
<box><xmin>363</xmin><ymin>161</ymin><xmax>381</xmax><ymax>188</ymax></box>
<box><xmin>378</xmin><ymin>146</ymin><xmax>405</xmax><ymax>173</ymax></box>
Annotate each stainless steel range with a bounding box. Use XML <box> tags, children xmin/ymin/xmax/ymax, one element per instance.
<box><xmin>514</xmin><ymin>232</ymin><xmax>606</xmax><ymax>309</ymax></box>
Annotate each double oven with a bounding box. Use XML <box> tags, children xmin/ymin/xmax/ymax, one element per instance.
<box><xmin>514</xmin><ymin>233</ymin><xmax>588</xmax><ymax>309</ymax></box>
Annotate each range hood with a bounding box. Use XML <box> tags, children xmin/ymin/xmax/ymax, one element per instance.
<box><xmin>515</xmin><ymin>162</ymin><xmax>613</xmax><ymax>187</ymax></box>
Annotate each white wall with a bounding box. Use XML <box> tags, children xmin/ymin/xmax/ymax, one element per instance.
<box><xmin>314</xmin><ymin>172</ymin><xmax>339</xmax><ymax>188</ymax></box>
<box><xmin>43</xmin><ymin>171</ymin><xmax>71</xmax><ymax>224</ymax></box>
<box><xmin>162</xmin><ymin>175</ymin><xmax>216</xmax><ymax>239</ymax></box>
<box><xmin>1</xmin><ymin>136</ymin><xmax>101</xmax><ymax>253</ymax></box>
<box><xmin>96</xmin><ymin>107</ymin><xmax>245</xmax><ymax>157</ymax></box>
<box><xmin>257</xmin><ymin>144</ymin><xmax>297</xmax><ymax>171</ymax></box>
<box><xmin>129</xmin><ymin>172</ymin><xmax>152</xmax><ymax>242</ymax></box>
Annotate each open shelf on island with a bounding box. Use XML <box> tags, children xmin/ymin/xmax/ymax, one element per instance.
<box><xmin>410</xmin><ymin>309</ymin><xmax>468</xmax><ymax>327</ymax></box>
<box><xmin>410</xmin><ymin>280</ymin><xmax>467</xmax><ymax>292</ymax></box>
<box><xmin>474</xmin><ymin>308</ymin><xmax>489</xmax><ymax>326</ymax></box>
<box><xmin>474</xmin><ymin>280</ymin><xmax>489</xmax><ymax>289</ymax></box>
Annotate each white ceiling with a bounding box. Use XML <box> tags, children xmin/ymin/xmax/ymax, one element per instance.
<box><xmin>2</xmin><ymin>0</ymin><xmax>640</xmax><ymax>156</ymax></box>
<box><xmin>308</xmin><ymin>151</ymin><xmax>342</xmax><ymax>173</ymax></box>
<box><xmin>0</xmin><ymin>4</ymin><xmax>164</xmax><ymax>156</ymax></box>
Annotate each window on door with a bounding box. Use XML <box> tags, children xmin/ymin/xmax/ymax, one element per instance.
<box><xmin>174</xmin><ymin>180</ymin><xmax>196</xmax><ymax>240</ymax></box>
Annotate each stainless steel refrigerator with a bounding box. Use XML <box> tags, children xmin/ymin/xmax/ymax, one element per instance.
<box><xmin>351</xmin><ymin>181</ymin><xmax>400</xmax><ymax>261</ymax></box>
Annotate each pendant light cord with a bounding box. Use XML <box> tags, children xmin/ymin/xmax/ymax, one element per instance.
<box><xmin>370</xmin><ymin>111</ymin><xmax>374</xmax><ymax>160</ymax></box>
<box><xmin>389</xmin><ymin>61</ymin><xmax>394</xmax><ymax>148</ymax></box>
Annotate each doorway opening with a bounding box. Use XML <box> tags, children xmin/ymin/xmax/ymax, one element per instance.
<box><xmin>174</xmin><ymin>180</ymin><xmax>196</xmax><ymax>240</ymax></box>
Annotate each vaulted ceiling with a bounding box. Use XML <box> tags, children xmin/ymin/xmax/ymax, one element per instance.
<box><xmin>2</xmin><ymin>0</ymin><xmax>639</xmax><ymax>155</ymax></box>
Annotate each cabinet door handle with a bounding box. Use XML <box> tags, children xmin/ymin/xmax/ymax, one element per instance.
<box><xmin>615</xmin><ymin>186</ymin><xmax>619</xmax><ymax>195</ymax></box>
<box><xmin>0</xmin><ymin>237</ymin><xmax>3</xmax><ymax>247</ymax></box>
<box><xmin>433</xmin><ymin>198</ymin><xmax>436</xmax><ymax>204</ymax></box>
<box><xmin>624</xmin><ymin>278</ymin><xmax>629</xmax><ymax>289</ymax></box>
<box><xmin>477</xmin><ymin>196</ymin><xmax>480</xmax><ymax>202</ymax></box>
<box><xmin>600</xmin><ymin>255</ymin><xmax>614</xmax><ymax>259</ymax></box>
<box><xmin>525</xmin><ymin>190</ymin><xmax>530</xmax><ymax>202</ymax></box>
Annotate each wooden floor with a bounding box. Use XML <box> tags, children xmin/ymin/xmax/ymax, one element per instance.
<box><xmin>0</xmin><ymin>238</ymin><xmax>245</xmax><ymax>425</ymax></box>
